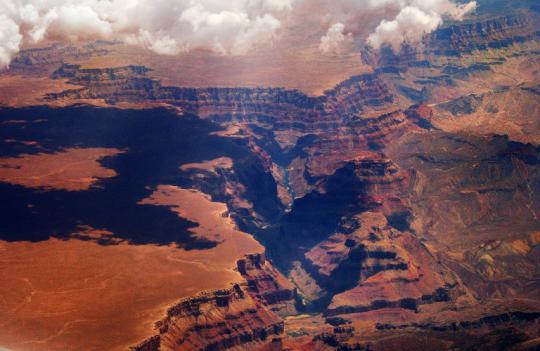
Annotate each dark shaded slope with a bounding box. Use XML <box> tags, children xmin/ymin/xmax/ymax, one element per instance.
<box><xmin>0</xmin><ymin>106</ymin><xmax>279</xmax><ymax>247</ymax></box>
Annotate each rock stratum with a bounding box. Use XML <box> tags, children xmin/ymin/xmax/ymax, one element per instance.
<box><xmin>1</xmin><ymin>4</ymin><xmax>540</xmax><ymax>351</ymax></box>
<box><xmin>133</xmin><ymin>254</ymin><xmax>296</xmax><ymax>351</ymax></box>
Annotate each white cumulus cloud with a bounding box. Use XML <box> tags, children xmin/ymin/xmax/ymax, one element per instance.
<box><xmin>0</xmin><ymin>0</ymin><xmax>477</xmax><ymax>68</ymax></box>
<box><xmin>0</xmin><ymin>14</ymin><xmax>22</xmax><ymax>67</ymax></box>
<box><xmin>319</xmin><ymin>23</ymin><xmax>352</xmax><ymax>54</ymax></box>
<box><xmin>367</xmin><ymin>0</ymin><xmax>477</xmax><ymax>51</ymax></box>
<box><xmin>0</xmin><ymin>0</ymin><xmax>295</xmax><ymax>67</ymax></box>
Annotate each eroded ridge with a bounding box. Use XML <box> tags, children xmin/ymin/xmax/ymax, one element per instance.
<box><xmin>133</xmin><ymin>253</ymin><xmax>297</xmax><ymax>351</ymax></box>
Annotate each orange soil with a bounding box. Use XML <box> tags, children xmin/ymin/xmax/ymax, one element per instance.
<box><xmin>0</xmin><ymin>148</ymin><xmax>123</xmax><ymax>191</ymax></box>
<box><xmin>0</xmin><ymin>187</ymin><xmax>263</xmax><ymax>351</ymax></box>
<box><xmin>76</xmin><ymin>41</ymin><xmax>368</xmax><ymax>96</ymax></box>
<box><xmin>0</xmin><ymin>75</ymin><xmax>78</xmax><ymax>107</ymax></box>
<box><xmin>180</xmin><ymin>157</ymin><xmax>233</xmax><ymax>174</ymax></box>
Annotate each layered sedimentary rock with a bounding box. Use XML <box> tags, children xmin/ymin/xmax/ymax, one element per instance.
<box><xmin>47</xmin><ymin>62</ymin><xmax>393</xmax><ymax>122</ymax></box>
<box><xmin>310</xmin><ymin>307</ymin><xmax>540</xmax><ymax>351</ymax></box>
<box><xmin>237</xmin><ymin>254</ymin><xmax>297</xmax><ymax>317</ymax></box>
<box><xmin>433</xmin><ymin>85</ymin><xmax>540</xmax><ymax>144</ymax></box>
<box><xmin>134</xmin><ymin>285</ymin><xmax>283</xmax><ymax>351</ymax></box>
<box><xmin>15</xmin><ymin>7</ymin><xmax>540</xmax><ymax>350</ymax></box>
<box><xmin>134</xmin><ymin>254</ymin><xmax>295</xmax><ymax>351</ymax></box>
<box><xmin>386</xmin><ymin>132</ymin><xmax>540</xmax><ymax>301</ymax></box>
<box><xmin>362</xmin><ymin>13</ymin><xmax>538</xmax><ymax>68</ymax></box>
<box><xmin>429</xmin><ymin>13</ymin><xmax>536</xmax><ymax>56</ymax></box>
<box><xmin>305</xmin><ymin>212</ymin><xmax>459</xmax><ymax>316</ymax></box>
<box><xmin>7</xmin><ymin>43</ymin><xmax>109</xmax><ymax>75</ymax></box>
<box><xmin>45</xmin><ymin>61</ymin><xmax>429</xmax><ymax>202</ymax></box>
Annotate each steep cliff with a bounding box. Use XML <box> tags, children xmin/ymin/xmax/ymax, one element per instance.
<box><xmin>133</xmin><ymin>254</ymin><xmax>295</xmax><ymax>351</ymax></box>
<box><xmin>7</xmin><ymin>43</ymin><xmax>109</xmax><ymax>75</ymax></box>
<box><xmin>305</xmin><ymin>212</ymin><xmax>459</xmax><ymax>317</ymax></box>
<box><xmin>430</xmin><ymin>13</ymin><xmax>536</xmax><ymax>56</ymax></box>
<box><xmin>386</xmin><ymin>132</ymin><xmax>540</xmax><ymax>301</ymax></box>
<box><xmin>362</xmin><ymin>13</ymin><xmax>538</xmax><ymax>67</ymax></box>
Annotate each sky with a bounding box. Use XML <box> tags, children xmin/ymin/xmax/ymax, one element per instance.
<box><xmin>0</xmin><ymin>0</ymin><xmax>476</xmax><ymax>68</ymax></box>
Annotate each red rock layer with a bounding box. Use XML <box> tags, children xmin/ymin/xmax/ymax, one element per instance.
<box><xmin>237</xmin><ymin>254</ymin><xmax>297</xmax><ymax>317</ymax></box>
<box><xmin>133</xmin><ymin>254</ymin><xmax>296</xmax><ymax>351</ymax></box>
<box><xmin>362</xmin><ymin>13</ymin><xmax>537</xmax><ymax>67</ymax></box>
<box><xmin>304</xmin><ymin>212</ymin><xmax>458</xmax><ymax>316</ymax></box>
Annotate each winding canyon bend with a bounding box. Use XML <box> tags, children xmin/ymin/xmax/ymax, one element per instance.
<box><xmin>0</xmin><ymin>1</ymin><xmax>540</xmax><ymax>350</ymax></box>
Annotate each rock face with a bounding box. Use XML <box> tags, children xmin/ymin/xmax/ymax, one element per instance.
<box><xmin>305</xmin><ymin>212</ymin><xmax>459</xmax><ymax>316</ymax></box>
<box><xmin>134</xmin><ymin>285</ymin><xmax>283</xmax><ymax>351</ymax></box>
<box><xmin>310</xmin><ymin>308</ymin><xmax>540</xmax><ymax>351</ymax></box>
<box><xmin>7</xmin><ymin>43</ymin><xmax>109</xmax><ymax>75</ymax></box>
<box><xmin>45</xmin><ymin>62</ymin><xmax>425</xmax><ymax>199</ymax></box>
<box><xmin>432</xmin><ymin>85</ymin><xmax>540</xmax><ymax>144</ymax></box>
<box><xmin>386</xmin><ymin>132</ymin><xmax>540</xmax><ymax>301</ymax></box>
<box><xmin>237</xmin><ymin>254</ymin><xmax>297</xmax><ymax>317</ymax></box>
<box><xmin>429</xmin><ymin>13</ymin><xmax>536</xmax><ymax>56</ymax></box>
<box><xmin>362</xmin><ymin>13</ymin><xmax>538</xmax><ymax>67</ymax></box>
<box><xmin>134</xmin><ymin>254</ymin><xmax>295</xmax><ymax>351</ymax></box>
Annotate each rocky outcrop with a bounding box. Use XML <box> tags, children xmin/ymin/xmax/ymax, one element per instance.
<box><xmin>311</xmin><ymin>310</ymin><xmax>540</xmax><ymax>351</ymax></box>
<box><xmin>429</xmin><ymin>13</ymin><xmax>537</xmax><ymax>56</ymax></box>
<box><xmin>432</xmin><ymin>85</ymin><xmax>540</xmax><ymax>144</ymax></box>
<box><xmin>304</xmin><ymin>212</ymin><xmax>459</xmax><ymax>316</ymax></box>
<box><xmin>237</xmin><ymin>253</ymin><xmax>297</xmax><ymax>317</ymax></box>
<box><xmin>362</xmin><ymin>13</ymin><xmax>538</xmax><ymax>68</ymax></box>
<box><xmin>276</xmin><ymin>155</ymin><xmax>410</xmax><ymax>252</ymax></box>
<box><xmin>44</xmin><ymin>61</ymin><xmax>427</xmax><ymax>216</ymax></box>
<box><xmin>47</xmin><ymin>62</ymin><xmax>396</xmax><ymax>123</ymax></box>
<box><xmin>272</xmin><ymin>155</ymin><xmax>422</xmax><ymax>309</ymax></box>
<box><xmin>52</xmin><ymin>63</ymin><xmax>151</xmax><ymax>82</ymax></box>
<box><xmin>386</xmin><ymin>132</ymin><xmax>540</xmax><ymax>301</ymax></box>
<box><xmin>375</xmin><ymin>311</ymin><xmax>540</xmax><ymax>332</ymax></box>
<box><xmin>48</xmin><ymin>63</ymin><xmax>161</xmax><ymax>103</ymax></box>
<box><xmin>133</xmin><ymin>254</ymin><xmax>295</xmax><ymax>351</ymax></box>
<box><xmin>133</xmin><ymin>284</ymin><xmax>284</xmax><ymax>351</ymax></box>
<box><xmin>48</xmin><ymin>63</ymin><xmax>318</xmax><ymax>113</ymax></box>
<box><xmin>322</xmin><ymin>74</ymin><xmax>394</xmax><ymax>115</ymax></box>
<box><xmin>7</xmin><ymin>43</ymin><xmax>109</xmax><ymax>75</ymax></box>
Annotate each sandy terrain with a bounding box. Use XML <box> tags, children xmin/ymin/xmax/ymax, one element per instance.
<box><xmin>0</xmin><ymin>148</ymin><xmax>124</xmax><ymax>191</ymax></box>
<box><xmin>180</xmin><ymin>157</ymin><xmax>233</xmax><ymax>174</ymax></box>
<box><xmin>140</xmin><ymin>185</ymin><xmax>247</xmax><ymax>244</ymax></box>
<box><xmin>77</xmin><ymin>41</ymin><xmax>368</xmax><ymax>96</ymax></box>
<box><xmin>0</xmin><ymin>187</ymin><xmax>263</xmax><ymax>351</ymax></box>
<box><xmin>0</xmin><ymin>75</ymin><xmax>79</xmax><ymax>107</ymax></box>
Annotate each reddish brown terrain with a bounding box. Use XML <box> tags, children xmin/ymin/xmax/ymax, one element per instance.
<box><xmin>0</xmin><ymin>148</ymin><xmax>123</xmax><ymax>191</ymax></box>
<box><xmin>0</xmin><ymin>186</ymin><xmax>263</xmax><ymax>351</ymax></box>
<box><xmin>0</xmin><ymin>2</ymin><xmax>539</xmax><ymax>351</ymax></box>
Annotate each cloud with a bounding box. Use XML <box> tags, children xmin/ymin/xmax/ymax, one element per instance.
<box><xmin>319</xmin><ymin>23</ymin><xmax>352</xmax><ymax>54</ymax></box>
<box><xmin>366</xmin><ymin>0</ymin><xmax>477</xmax><ymax>51</ymax></box>
<box><xmin>0</xmin><ymin>14</ymin><xmax>22</xmax><ymax>67</ymax></box>
<box><xmin>0</xmin><ymin>0</ymin><xmax>294</xmax><ymax>68</ymax></box>
<box><xmin>0</xmin><ymin>0</ymin><xmax>477</xmax><ymax>68</ymax></box>
<box><xmin>176</xmin><ymin>3</ymin><xmax>281</xmax><ymax>54</ymax></box>
<box><xmin>47</xmin><ymin>5</ymin><xmax>114</xmax><ymax>41</ymax></box>
<box><xmin>314</xmin><ymin>0</ymin><xmax>476</xmax><ymax>54</ymax></box>
<box><xmin>367</xmin><ymin>5</ymin><xmax>442</xmax><ymax>51</ymax></box>
<box><xmin>261</xmin><ymin>0</ymin><xmax>295</xmax><ymax>11</ymax></box>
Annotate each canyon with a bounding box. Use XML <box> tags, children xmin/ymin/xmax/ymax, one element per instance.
<box><xmin>0</xmin><ymin>2</ymin><xmax>539</xmax><ymax>350</ymax></box>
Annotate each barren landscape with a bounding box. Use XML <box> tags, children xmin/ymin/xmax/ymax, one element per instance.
<box><xmin>0</xmin><ymin>186</ymin><xmax>262</xmax><ymax>351</ymax></box>
<box><xmin>0</xmin><ymin>0</ymin><xmax>539</xmax><ymax>350</ymax></box>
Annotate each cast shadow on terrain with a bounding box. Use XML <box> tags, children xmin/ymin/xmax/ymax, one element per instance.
<box><xmin>0</xmin><ymin>105</ymin><xmax>260</xmax><ymax>249</ymax></box>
